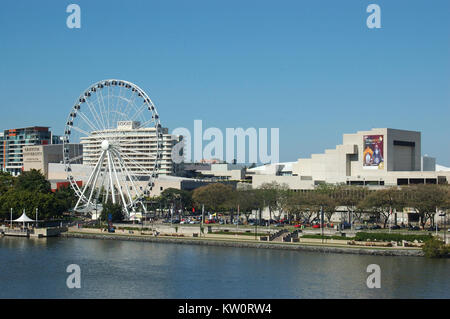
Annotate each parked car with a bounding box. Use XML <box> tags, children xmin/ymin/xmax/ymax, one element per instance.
<box><xmin>408</xmin><ymin>225</ymin><xmax>420</xmax><ymax>231</ymax></box>
<box><xmin>355</xmin><ymin>225</ymin><xmax>368</xmax><ymax>230</ymax></box>
<box><xmin>427</xmin><ymin>226</ymin><xmax>440</xmax><ymax>231</ymax></box>
<box><xmin>390</xmin><ymin>225</ymin><xmax>401</xmax><ymax>230</ymax></box>
<box><xmin>341</xmin><ymin>222</ymin><xmax>352</xmax><ymax>230</ymax></box>
<box><xmin>369</xmin><ymin>224</ymin><xmax>381</xmax><ymax>230</ymax></box>
<box><xmin>274</xmin><ymin>223</ymin><xmax>283</xmax><ymax>227</ymax></box>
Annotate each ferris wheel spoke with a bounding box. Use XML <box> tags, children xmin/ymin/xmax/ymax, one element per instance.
<box><xmin>110</xmin><ymin>150</ymin><xmax>129</xmax><ymax>216</ymax></box>
<box><xmin>135</xmin><ymin>118</ymin><xmax>156</xmax><ymax>129</ymax></box>
<box><xmin>130</xmin><ymin>102</ymin><xmax>147</xmax><ymax>122</ymax></box>
<box><xmin>98</xmin><ymin>88</ymin><xmax>111</xmax><ymax>130</ymax></box>
<box><xmin>111</xmin><ymin>149</ymin><xmax>141</xmax><ymax>201</ymax></box>
<box><xmin>84</xmin><ymin>98</ymin><xmax>106</xmax><ymax>132</ymax></box>
<box><xmin>86</xmin><ymin>154</ymin><xmax>106</xmax><ymax>208</ymax></box>
<box><xmin>111</xmin><ymin>151</ymin><xmax>135</xmax><ymax>207</ymax></box>
<box><xmin>66</xmin><ymin>154</ymin><xmax>84</xmax><ymax>163</ymax></box>
<box><xmin>122</xmin><ymin>91</ymin><xmax>139</xmax><ymax>122</ymax></box>
<box><xmin>106</xmin><ymin>150</ymin><xmax>116</xmax><ymax>204</ymax></box>
<box><xmin>77</xmin><ymin>111</ymin><xmax>105</xmax><ymax>137</ymax></box>
<box><xmin>94</xmin><ymin>166</ymin><xmax>108</xmax><ymax>204</ymax></box>
<box><xmin>111</xmin><ymin>86</ymin><xmax>124</xmax><ymax>128</ymax></box>
<box><xmin>94</xmin><ymin>90</ymin><xmax>108</xmax><ymax>130</ymax></box>
<box><xmin>71</xmin><ymin>125</ymin><xmax>96</xmax><ymax>138</ymax></box>
<box><xmin>117</xmin><ymin>147</ymin><xmax>157</xmax><ymax>160</ymax></box>
<box><xmin>119</xmin><ymin>152</ymin><xmax>155</xmax><ymax>176</ymax></box>
<box><xmin>74</xmin><ymin>150</ymin><xmax>105</xmax><ymax>210</ymax></box>
<box><xmin>106</xmin><ymin>85</ymin><xmax>112</xmax><ymax>128</ymax></box>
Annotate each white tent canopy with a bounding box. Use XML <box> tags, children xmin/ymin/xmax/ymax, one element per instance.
<box><xmin>13</xmin><ymin>212</ymin><xmax>34</xmax><ymax>223</ymax></box>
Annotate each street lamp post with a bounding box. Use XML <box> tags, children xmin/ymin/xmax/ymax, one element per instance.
<box><xmin>255</xmin><ymin>209</ymin><xmax>258</xmax><ymax>241</ymax></box>
<box><xmin>439</xmin><ymin>213</ymin><xmax>446</xmax><ymax>244</ymax></box>
<box><xmin>321</xmin><ymin>206</ymin><xmax>324</xmax><ymax>244</ymax></box>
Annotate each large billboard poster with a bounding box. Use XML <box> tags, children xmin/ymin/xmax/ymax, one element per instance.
<box><xmin>363</xmin><ymin>135</ymin><xmax>384</xmax><ymax>169</ymax></box>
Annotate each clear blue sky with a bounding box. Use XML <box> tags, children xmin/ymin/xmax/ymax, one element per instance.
<box><xmin>0</xmin><ymin>0</ymin><xmax>449</xmax><ymax>165</ymax></box>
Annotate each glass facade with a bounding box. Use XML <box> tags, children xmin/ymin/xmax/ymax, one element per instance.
<box><xmin>2</xmin><ymin>127</ymin><xmax>61</xmax><ymax>175</ymax></box>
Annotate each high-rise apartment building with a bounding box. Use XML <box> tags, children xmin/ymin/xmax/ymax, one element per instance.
<box><xmin>2</xmin><ymin>126</ymin><xmax>61</xmax><ymax>176</ymax></box>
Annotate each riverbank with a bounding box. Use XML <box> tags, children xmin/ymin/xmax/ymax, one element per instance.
<box><xmin>61</xmin><ymin>231</ymin><xmax>424</xmax><ymax>257</ymax></box>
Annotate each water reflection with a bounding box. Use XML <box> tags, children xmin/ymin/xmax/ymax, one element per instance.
<box><xmin>0</xmin><ymin>237</ymin><xmax>448</xmax><ymax>299</ymax></box>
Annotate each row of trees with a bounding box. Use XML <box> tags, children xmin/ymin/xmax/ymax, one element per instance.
<box><xmin>0</xmin><ymin>170</ymin><xmax>77</xmax><ymax>221</ymax></box>
<box><xmin>185</xmin><ymin>182</ymin><xmax>450</xmax><ymax>228</ymax></box>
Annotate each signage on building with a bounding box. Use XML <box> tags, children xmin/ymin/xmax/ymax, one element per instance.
<box><xmin>117</xmin><ymin>121</ymin><xmax>140</xmax><ymax>130</ymax></box>
<box><xmin>363</xmin><ymin>135</ymin><xmax>384</xmax><ymax>169</ymax></box>
<box><xmin>23</xmin><ymin>146</ymin><xmax>43</xmax><ymax>163</ymax></box>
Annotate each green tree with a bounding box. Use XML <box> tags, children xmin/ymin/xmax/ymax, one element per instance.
<box><xmin>15</xmin><ymin>169</ymin><xmax>51</xmax><ymax>193</ymax></box>
<box><xmin>0</xmin><ymin>171</ymin><xmax>15</xmax><ymax>196</ymax></box>
<box><xmin>192</xmin><ymin>183</ymin><xmax>234</xmax><ymax>213</ymax></box>
<box><xmin>232</xmin><ymin>189</ymin><xmax>261</xmax><ymax>222</ymax></box>
<box><xmin>159</xmin><ymin>188</ymin><xmax>193</xmax><ymax>212</ymax></box>
<box><xmin>100</xmin><ymin>201</ymin><xmax>125</xmax><ymax>223</ymax></box>
<box><xmin>422</xmin><ymin>237</ymin><xmax>450</xmax><ymax>258</ymax></box>
<box><xmin>406</xmin><ymin>184</ymin><xmax>448</xmax><ymax>228</ymax></box>
<box><xmin>359</xmin><ymin>187</ymin><xmax>405</xmax><ymax>228</ymax></box>
<box><xmin>0</xmin><ymin>189</ymin><xmax>65</xmax><ymax>220</ymax></box>
<box><xmin>258</xmin><ymin>182</ymin><xmax>289</xmax><ymax>222</ymax></box>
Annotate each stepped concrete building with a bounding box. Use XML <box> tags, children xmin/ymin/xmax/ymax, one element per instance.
<box><xmin>250</xmin><ymin>128</ymin><xmax>450</xmax><ymax>189</ymax></box>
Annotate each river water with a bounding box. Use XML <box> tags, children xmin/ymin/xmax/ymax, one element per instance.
<box><xmin>0</xmin><ymin>237</ymin><xmax>448</xmax><ymax>299</ymax></box>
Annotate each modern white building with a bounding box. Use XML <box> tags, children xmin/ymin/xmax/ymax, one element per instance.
<box><xmin>80</xmin><ymin>121</ymin><xmax>181</xmax><ymax>176</ymax></box>
<box><xmin>250</xmin><ymin>128</ymin><xmax>450</xmax><ymax>189</ymax></box>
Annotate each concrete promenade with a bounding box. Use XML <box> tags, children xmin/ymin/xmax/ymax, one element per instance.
<box><xmin>62</xmin><ymin>229</ymin><xmax>424</xmax><ymax>257</ymax></box>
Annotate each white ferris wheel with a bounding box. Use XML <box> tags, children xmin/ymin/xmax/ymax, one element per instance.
<box><xmin>63</xmin><ymin>79</ymin><xmax>162</xmax><ymax>218</ymax></box>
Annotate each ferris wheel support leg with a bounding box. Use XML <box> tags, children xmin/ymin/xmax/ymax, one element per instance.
<box><xmin>74</xmin><ymin>150</ymin><xmax>105</xmax><ymax>210</ymax></box>
<box><xmin>107</xmin><ymin>150</ymin><xmax>116</xmax><ymax>204</ymax></box>
<box><xmin>140</xmin><ymin>201</ymin><xmax>148</xmax><ymax>214</ymax></box>
<box><xmin>111</xmin><ymin>149</ymin><xmax>139</xmax><ymax>206</ymax></box>
<box><xmin>110</xmin><ymin>151</ymin><xmax>130</xmax><ymax>218</ymax></box>
<box><xmin>87</xmin><ymin>151</ymin><xmax>106</xmax><ymax>208</ymax></box>
<box><xmin>111</xmin><ymin>150</ymin><xmax>134</xmax><ymax>207</ymax></box>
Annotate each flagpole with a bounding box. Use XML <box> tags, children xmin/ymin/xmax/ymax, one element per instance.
<box><xmin>201</xmin><ymin>204</ymin><xmax>204</xmax><ymax>237</ymax></box>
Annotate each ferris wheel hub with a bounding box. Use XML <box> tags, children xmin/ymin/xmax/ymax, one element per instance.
<box><xmin>101</xmin><ymin>140</ymin><xmax>110</xmax><ymax>151</ymax></box>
